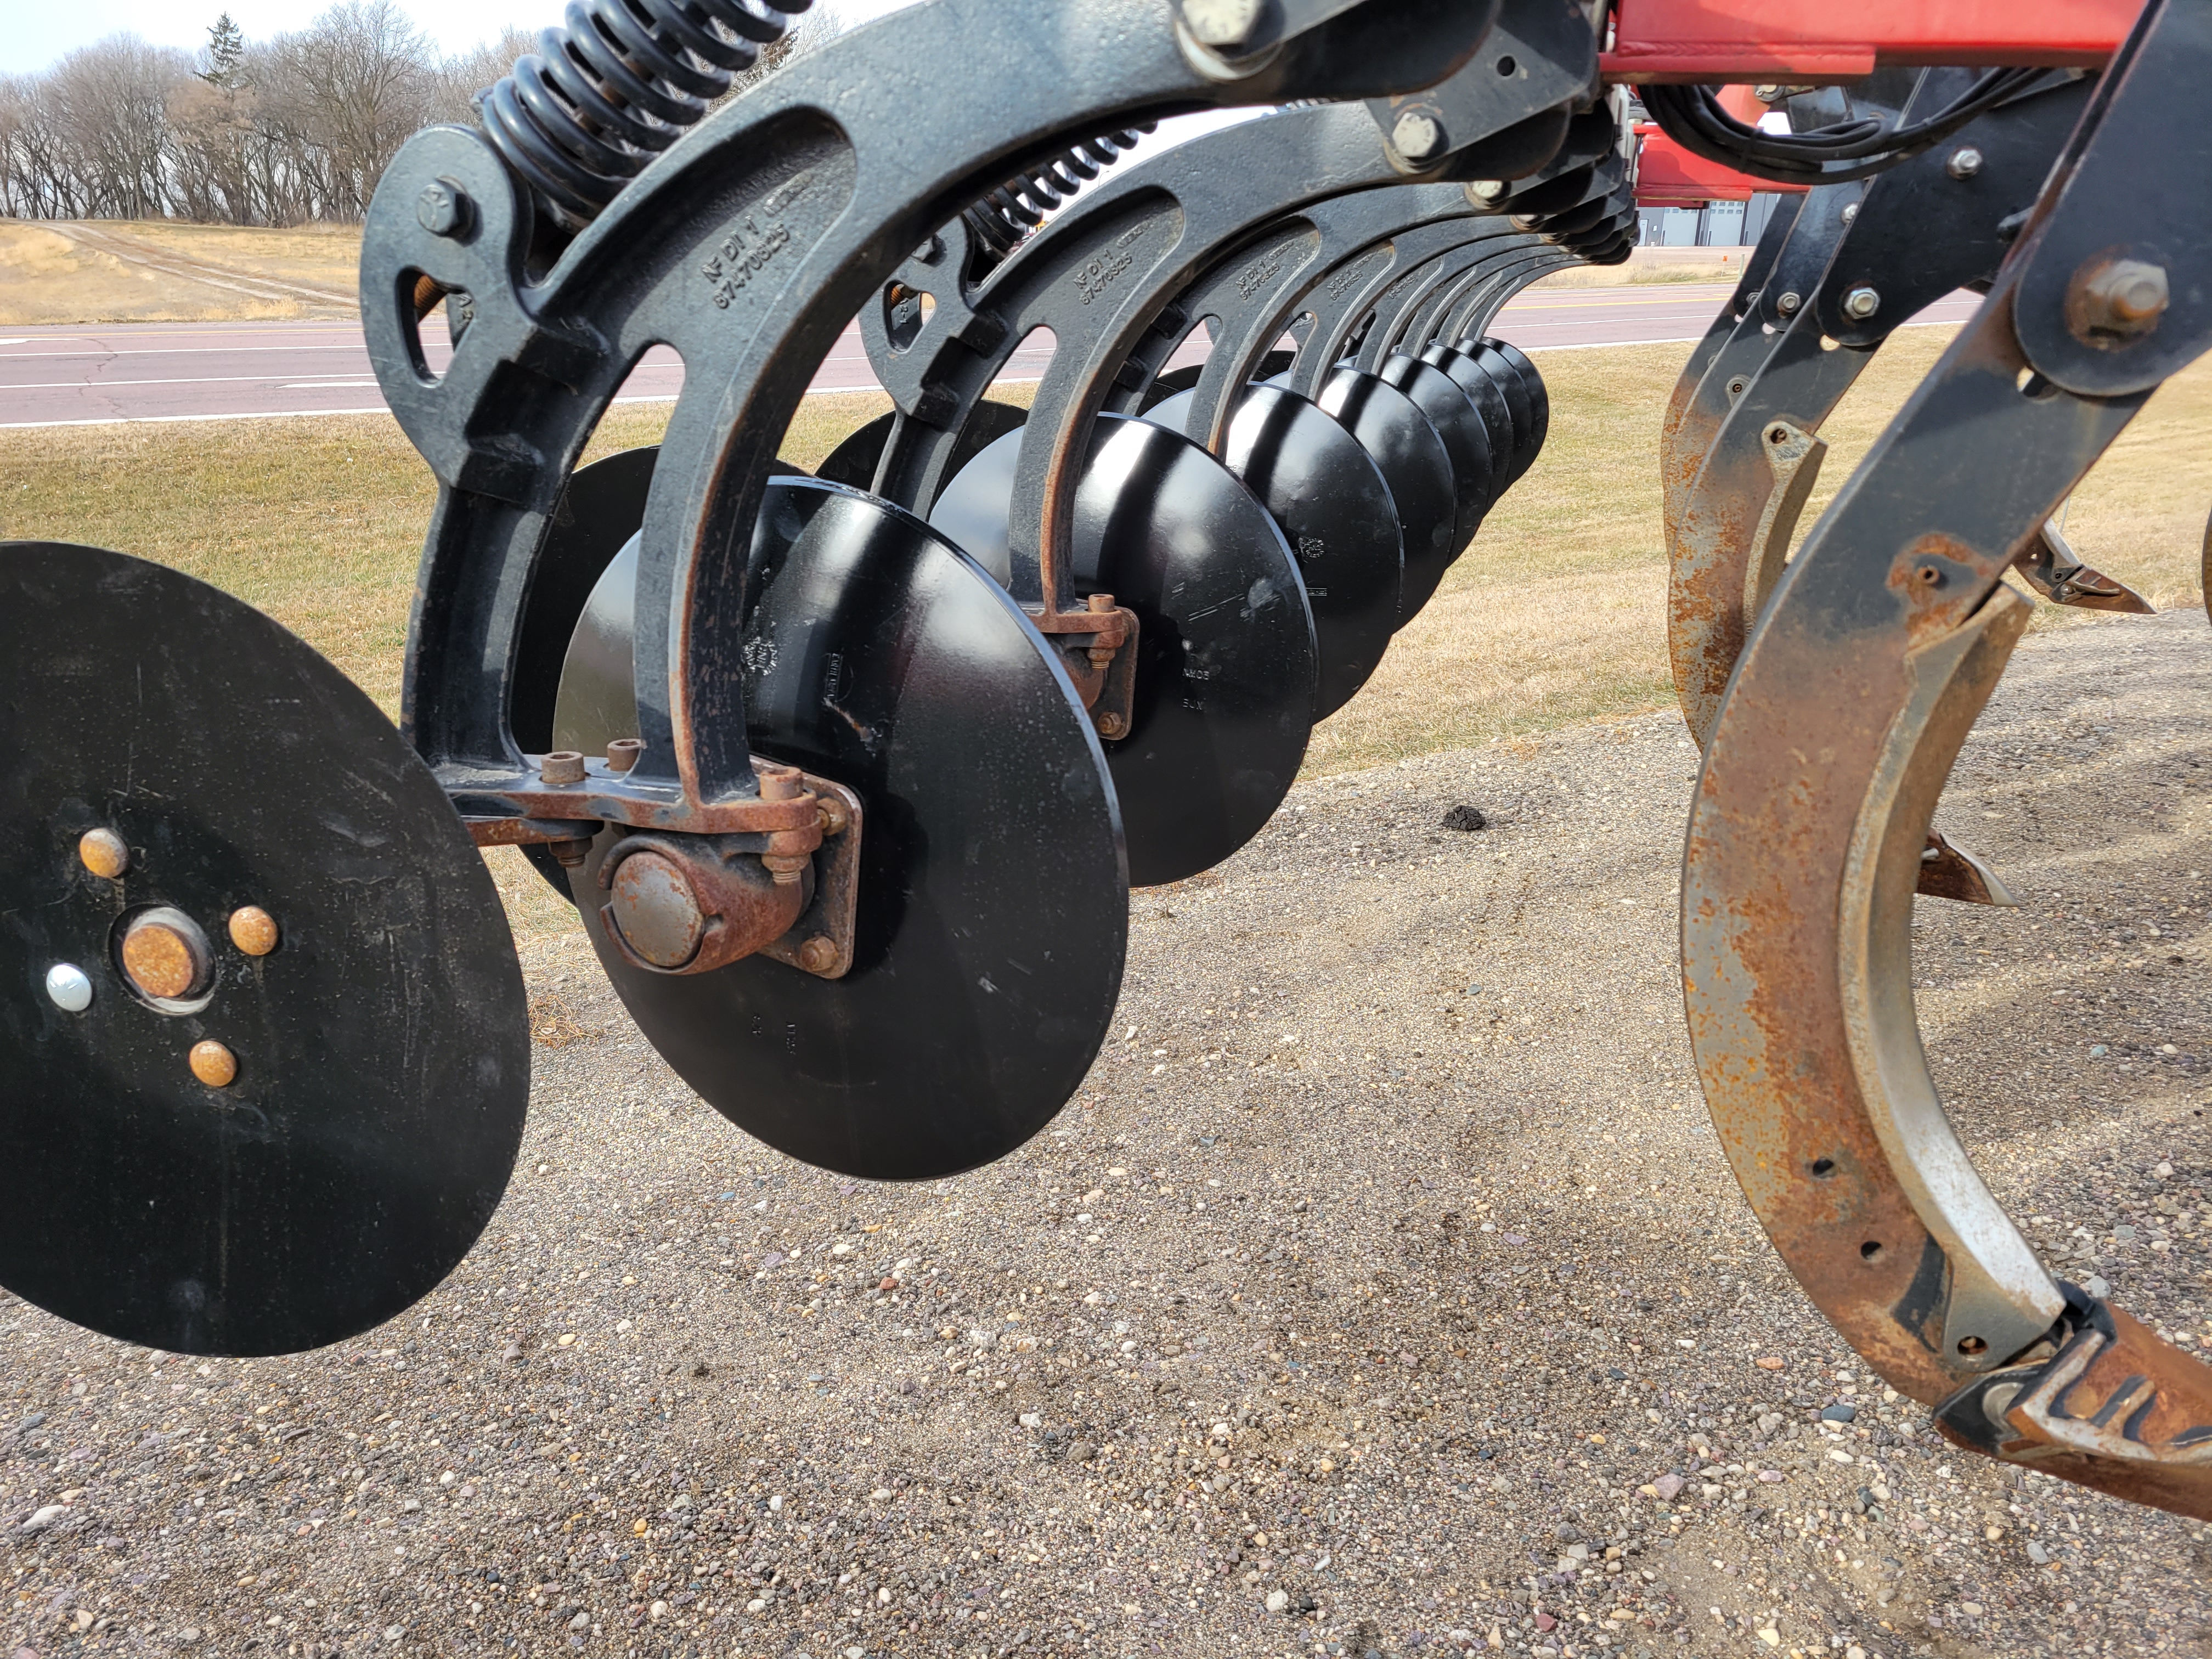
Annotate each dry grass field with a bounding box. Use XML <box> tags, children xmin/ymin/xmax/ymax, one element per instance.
<box><xmin>4</xmin><ymin>330</ymin><xmax>2208</xmax><ymax>937</ymax></box>
<box><xmin>0</xmin><ymin>220</ymin><xmax>360</xmax><ymax>324</ymax></box>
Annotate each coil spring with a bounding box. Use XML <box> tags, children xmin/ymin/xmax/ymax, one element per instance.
<box><xmin>961</xmin><ymin>126</ymin><xmax>1158</xmax><ymax>262</ymax></box>
<box><xmin>479</xmin><ymin>0</ymin><xmax>814</xmax><ymax>228</ymax></box>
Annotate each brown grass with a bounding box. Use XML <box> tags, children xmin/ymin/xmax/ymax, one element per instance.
<box><xmin>5</xmin><ymin>338</ymin><xmax>2206</xmax><ymax>934</ymax></box>
<box><xmin>0</xmin><ymin>220</ymin><xmax>366</xmax><ymax>324</ymax></box>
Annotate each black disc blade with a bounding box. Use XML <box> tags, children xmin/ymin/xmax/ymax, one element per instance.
<box><xmin>814</xmin><ymin>398</ymin><xmax>1031</xmax><ymax>493</ymax></box>
<box><xmin>1378</xmin><ymin>353</ymin><xmax>1495</xmax><ymax>585</ymax></box>
<box><xmin>1418</xmin><ymin>343</ymin><xmax>1519</xmax><ymax>488</ymax></box>
<box><xmin>553</xmin><ymin>482</ymin><xmax>1127</xmax><ymax>1181</ymax></box>
<box><xmin>1484</xmin><ymin>338</ymin><xmax>1551</xmax><ymax>465</ymax></box>
<box><xmin>1451</xmin><ymin>340</ymin><xmax>1540</xmax><ymax>482</ymax></box>
<box><xmin>1136</xmin><ymin>349</ymin><xmax>1296</xmax><ymax>414</ymax></box>
<box><xmin>1314</xmin><ymin>367</ymin><xmax>1458</xmax><ymax>625</ymax></box>
<box><xmin>1147</xmin><ymin>386</ymin><xmax>1401</xmax><ymax>720</ymax></box>
<box><xmin>929</xmin><ymin>415</ymin><xmax>1316</xmax><ymax>888</ymax></box>
<box><xmin>0</xmin><ymin>543</ymin><xmax>527</xmax><ymax>1355</ymax></box>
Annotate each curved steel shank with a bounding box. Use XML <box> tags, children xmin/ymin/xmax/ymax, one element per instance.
<box><xmin>1683</xmin><ymin>0</ymin><xmax>2212</xmax><ymax>1519</ymax></box>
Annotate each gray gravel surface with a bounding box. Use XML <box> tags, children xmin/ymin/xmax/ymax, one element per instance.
<box><xmin>5</xmin><ymin>610</ymin><xmax>2211</xmax><ymax>1659</ymax></box>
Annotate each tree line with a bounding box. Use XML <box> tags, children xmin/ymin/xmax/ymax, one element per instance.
<box><xmin>0</xmin><ymin>0</ymin><xmax>819</xmax><ymax>226</ymax></box>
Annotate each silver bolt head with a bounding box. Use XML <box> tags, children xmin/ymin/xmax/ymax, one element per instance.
<box><xmin>45</xmin><ymin>962</ymin><xmax>93</xmax><ymax>1013</ymax></box>
<box><xmin>416</xmin><ymin>180</ymin><xmax>470</xmax><ymax>238</ymax></box>
<box><xmin>1946</xmin><ymin>146</ymin><xmax>1984</xmax><ymax>180</ymax></box>
<box><xmin>1469</xmin><ymin>179</ymin><xmax>1509</xmax><ymax>205</ymax></box>
<box><xmin>1839</xmin><ymin>202</ymin><xmax>1858</xmax><ymax>225</ymax></box>
<box><xmin>1181</xmin><ymin>0</ymin><xmax>1262</xmax><ymax>50</ymax></box>
<box><xmin>1843</xmin><ymin>285</ymin><xmax>1881</xmax><ymax>320</ymax></box>
<box><xmin>1775</xmin><ymin>291</ymin><xmax>1802</xmax><ymax>315</ymax></box>
<box><xmin>1391</xmin><ymin>109</ymin><xmax>1444</xmax><ymax>162</ymax></box>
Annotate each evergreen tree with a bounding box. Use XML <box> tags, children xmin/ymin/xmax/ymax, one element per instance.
<box><xmin>200</xmin><ymin>13</ymin><xmax>244</xmax><ymax>88</ymax></box>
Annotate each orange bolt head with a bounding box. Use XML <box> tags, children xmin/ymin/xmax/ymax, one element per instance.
<box><xmin>77</xmin><ymin>828</ymin><xmax>129</xmax><ymax>879</ymax></box>
<box><xmin>228</xmin><ymin>906</ymin><xmax>279</xmax><ymax>957</ymax></box>
<box><xmin>122</xmin><ymin>923</ymin><xmax>202</xmax><ymax>1001</ymax></box>
<box><xmin>189</xmin><ymin>1040</ymin><xmax>238</xmax><ymax>1088</ymax></box>
<box><xmin>797</xmin><ymin>935</ymin><xmax>838</xmax><ymax>974</ymax></box>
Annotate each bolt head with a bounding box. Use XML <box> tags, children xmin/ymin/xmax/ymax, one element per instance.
<box><xmin>2077</xmin><ymin>257</ymin><xmax>2169</xmax><ymax>340</ymax></box>
<box><xmin>122</xmin><ymin>913</ymin><xmax>212</xmax><ymax>1002</ymax></box>
<box><xmin>1391</xmin><ymin>110</ymin><xmax>1444</xmax><ymax>163</ymax></box>
<box><xmin>1181</xmin><ymin>0</ymin><xmax>1261</xmax><ymax>50</ymax></box>
<box><xmin>416</xmin><ymin>180</ymin><xmax>470</xmax><ymax>238</ymax></box>
<box><xmin>540</xmin><ymin>750</ymin><xmax>588</xmax><ymax>786</ymax></box>
<box><xmin>228</xmin><ymin>906</ymin><xmax>279</xmax><ymax>957</ymax></box>
<box><xmin>1839</xmin><ymin>202</ymin><xmax>1858</xmax><ymax>225</ymax></box>
<box><xmin>44</xmin><ymin>962</ymin><xmax>92</xmax><ymax>1013</ymax></box>
<box><xmin>796</xmin><ymin>935</ymin><xmax>838</xmax><ymax>975</ymax></box>
<box><xmin>77</xmin><ymin>827</ymin><xmax>129</xmax><ymax>879</ymax></box>
<box><xmin>1468</xmin><ymin>180</ymin><xmax>1508</xmax><ymax>206</ymax></box>
<box><xmin>1843</xmin><ymin>286</ymin><xmax>1881</xmax><ymax>320</ymax></box>
<box><xmin>1096</xmin><ymin>711</ymin><xmax>1128</xmax><ymax>741</ymax></box>
<box><xmin>1946</xmin><ymin>146</ymin><xmax>1984</xmax><ymax>180</ymax></box>
<box><xmin>1775</xmin><ymin>291</ymin><xmax>1801</xmax><ymax>316</ymax></box>
<box><xmin>189</xmin><ymin>1040</ymin><xmax>238</xmax><ymax>1088</ymax></box>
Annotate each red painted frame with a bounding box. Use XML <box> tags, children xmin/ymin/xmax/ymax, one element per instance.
<box><xmin>1601</xmin><ymin>0</ymin><xmax>2139</xmax><ymax>82</ymax></box>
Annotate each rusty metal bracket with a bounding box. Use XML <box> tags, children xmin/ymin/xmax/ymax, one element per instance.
<box><xmin>2013</xmin><ymin>518</ymin><xmax>2153</xmax><ymax>612</ymax></box>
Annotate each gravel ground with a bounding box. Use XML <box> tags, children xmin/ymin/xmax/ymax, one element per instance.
<box><xmin>5</xmin><ymin>609</ymin><xmax>2211</xmax><ymax>1659</ymax></box>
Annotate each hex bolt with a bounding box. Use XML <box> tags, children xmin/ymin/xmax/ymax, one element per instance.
<box><xmin>1839</xmin><ymin>203</ymin><xmax>1858</xmax><ymax>225</ymax></box>
<box><xmin>605</xmin><ymin>737</ymin><xmax>645</xmax><ymax>773</ymax></box>
<box><xmin>77</xmin><ymin>827</ymin><xmax>129</xmax><ymax>879</ymax></box>
<box><xmin>2074</xmin><ymin>257</ymin><xmax>2169</xmax><ymax>341</ymax></box>
<box><xmin>1946</xmin><ymin>146</ymin><xmax>1984</xmax><ymax>180</ymax></box>
<box><xmin>44</xmin><ymin>963</ymin><xmax>93</xmax><ymax>1014</ymax></box>
<box><xmin>416</xmin><ymin>179</ymin><xmax>472</xmax><ymax>238</ymax></box>
<box><xmin>228</xmin><ymin>906</ymin><xmax>279</xmax><ymax>957</ymax></box>
<box><xmin>796</xmin><ymin>935</ymin><xmax>838</xmax><ymax>974</ymax></box>
<box><xmin>1391</xmin><ymin>110</ymin><xmax>1444</xmax><ymax>163</ymax></box>
<box><xmin>1775</xmin><ymin>291</ymin><xmax>1802</xmax><ymax>317</ymax></box>
<box><xmin>1180</xmin><ymin>0</ymin><xmax>1261</xmax><ymax>50</ymax></box>
<box><xmin>189</xmin><ymin>1040</ymin><xmax>238</xmax><ymax>1088</ymax></box>
<box><xmin>816</xmin><ymin>794</ymin><xmax>853</xmax><ymax>837</ymax></box>
<box><xmin>1097</xmin><ymin>710</ymin><xmax>1129</xmax><ymax>740</ymax></box>
<box><xmin>1843</xmin><ymin>286</ymin><xmax>1881</xmax><ymax>320</ymax></box>
<box><xmin>1468</xmin><ymin>180</ymin><xmax>1508</xmax><ymax>205</ymax></box>
<box><xmin>540</xmin><ymin>751</ymin><xmax>587</xmax><ymax>786</ymax></box>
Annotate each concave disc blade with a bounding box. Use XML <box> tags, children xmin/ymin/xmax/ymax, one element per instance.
<box><xmin>1452</xmin><ymin>340</ymin><xmax>1539</xmax><ymax>482</ymax></box>
<box><xmin>553</xmin><ymin>482</ymin><xmax>1127</xmax><ymax>1181</ymax></box>
<box><xmin>1136</xmin><ymin>349</ymin><xmax>1296</xmax><ymax>414</ymax></box>
<box><xmin>929</xmin><ymin>415</ymin><xmax>1316</xmax><ymax>888</ymax></box>
<box><xmin>814</xmin><ymin>399</ymin><xmax>1031</xmax><ymax>494</ymax></box>
<box><xmin>512</xmin><ymin>446</ymin><xmax>661</xmax><ymax>902</ymax></box>
<box><xmin>1417</xmin><ymin>344</ymin><xmax>1518</xmax><ymax>489</ymax></box>
<box><xmin>1484</xmin><ymin>339</ymin><xmax>1550</xmax><ymax>465</ymax></box>
<box><xmin>0</xmin><ymin>543</ymin><xmax>527</xmax><ymax>1356</ymax></box>
<box><xmin>1378</xmin><ymin>353</ymin><xmax>1494</xmax><ymax>589</ymax></box>
<box><xmin>1315</xmin><ymin>368</ymin><xmax>1457</xmax><ymax>626</ymax></box>
<box><xmin>1147</xmin><ymin>387</ymin><xmax>1400</xmax><ymax>721</ymax></box>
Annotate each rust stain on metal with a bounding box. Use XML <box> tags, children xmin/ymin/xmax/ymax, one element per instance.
<box><xmin>77</xmin><ymin>827</ymin><xmax>128</xmax><ymax>880</ymax></box>
<box><xmin>121</xmin><ymin>919</ymin><xmax>205</xmax><ymax>1002</ymax></box>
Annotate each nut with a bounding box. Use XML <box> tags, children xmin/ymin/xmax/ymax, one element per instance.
<box><xmin>1842</xmin><ymin>286</ymin><xmax>1880</xmax><ymax>320</ymax></box>
<box><xmin>227</xmin><ymin>906</ymin><xmax>279</xmax><ymax>957</ymax></box>
<box><xmin>796</xmin><ymin>936</ymin><xmax>838</xmax><ymax>975</ymax></box>
<box><xmin>77</xmin><ymin>828</ymin><xmax>129</xmax><ymax>879</ymax></box>
<box><xmin>2072</xmin><ymin>257</ymin><xmax>2169</xmax><ymax>343</ymax></box>
<box><xmin>1946</xmin><ymin>146</ymin><xmax>1983</xmax><ymax>180</ymax></box>
<box><xmin>1468</xmin><ymin>180</ymin><xmax>1508</xmax><ymax>205</ymax></box>
<box><xmin>1390</xmin><ymin>110</ymin><xmax>1444</xmax><ymax>162</ymax></box>
<box><xmin>189</xmin><ymin>1040</ymin><xmax>238</xmax><ymax>1088</ymax></box>
<box><xmin>605</xmin><ymin>737</ymin><xmax>645</xmax><ymax>774</ymax></box>
<box><xmin>1775</xmin><ymin>291</ymin><xmax>1802</xmax><ymax>317</ymax></box>
<box><xmin>1180</xmin><ymin>0</ymin><xmax>1261</xmax><ymax>50</ymax></box>
<box><xmin>540</xmin><ymin>751</ymin><xmax>587</xmax><ymax>786</ymax></box>
<box><xmin>415</xmin><ymin>179</ymin><xmax>472</xmax><ymax>238</ymax></box>
<box><xmin>1096</xmin><ymin>711</ymin><xmax>1128</xmax><ymax>741</ymax></box>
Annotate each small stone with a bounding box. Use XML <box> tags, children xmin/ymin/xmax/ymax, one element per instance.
<box><xmin>16</xmin><ymin>1412</ymin><xmax>45</xmax><ymax>1432</ymax></box>
<box><xmin>501</xmin><ymin>1341</ymin><xmax>524</xmax><ymax>1364</ymax></box>
<box><xmin>401</xmin><ymin>1498</ymin><xmax>421</xmax><ymax>1512</ymax></box>
<box><xmin>2085</xmin><ymin>1276</ymin><xmax>2111</xmax><ymax>1299</ymax></box>
<box><xmin>2027</xmin><ymin>1542</ymin><xmax>2052</xmax><ymax>1564</ymax></box>
<box><xmin>385</xmin><ymin>1626</ymin><xmax>405</xmax><ymax>1644</ymax></box>
<box><xmin>1820</xmin><ymin>1403</ymin><xmax>1857</xmax><ymax>1423</ymax></box>
<box><xmin>1534</xmin><ymin>1612</ymin><xmax>1556</xmax><ymax>1632</ymax></box>
<box><xmin>1651</xmin><ymin>1474</ymin><xmax>1684</xmax><ymax>1502</ymax></box>
<box><xmin>1442</xmin><ymin>804</ymin><xmax>1487</xmax><ymax>832</ymax></box>
<box><xmin>648</xmin><ymin>1601</ymin><xmax>668</xmax><ymax>1623</ymax></box>
<box><xmin>745</xmin><ymin>1598</ymin><xmax>768</xmax><ymax>1613</ymax></box>
<box><xmin>19</xmin><ymin>1504</ymin><xmax>67</xmax><ymax>1533</ymax></box>
<box><xmin>761</xmin><ymin>1252</ymin><xmax>787</xmax><ymax>1271</ymax></box>
<box><xmin>1754</xmin><ymin>1357</ymin><xmax>1785</xmax><ymax>1370</ymax></box>
<box><xmin>1756</xmin><ymin>1629</ymin><xmax>1780</xmax><ymax>1647</ymax></box>
<box><xmin>1019</xmin><ymin>1412</ymin><xmax>1042</xmax><ymax>1429</ymax></box>
<box><xmin>1847</xmin><ymin>1647</ymin><xmax>1867</xmax><ymax>1659</ymax></box>
<box><xmin>1565</xmin><ymin>1543</ymin><xmax>1589</xmax><ymax>1562</ymax></box>
<box><xmin>1266</xmin><ymin>1589</ymin><xmax>1290</xmax><ymax>1613</ymax></box>
<box><xmin>1960</xmin><ymin>1602</ymin><xmax>1984</xmax><ymax>1617</ymax></box>
<box><xmin>768</xmin><ymin>1494</ymin><xmax>785</xmax><ymax>1512</ymax></box>
<box><xmin>1756</xmin><ymin>1469</ymin><xmax>1785</xmax><ymax>1483</ymax></box>
<box><xmin>178</xmin><ymin>1630</ymin><xmax>202</xmax><ymax>1647</ymax></box>
<box><xmin>2155</xmin><ymin>1160</ymin><xmax>2174</xmax><ymax>1178</ymax></box>
<box><xmin>569</xmin><ymin>1612</ymin><xmax>590</xmax><ymax>1631</ymax></box>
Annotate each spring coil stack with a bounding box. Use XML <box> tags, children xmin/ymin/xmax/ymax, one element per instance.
<box><xmin>962</xmin><ymin>126</ymin><xmax>1159</xmax><ymax>263</ymax></box>
<box><xmin>479</xmin><ymin>0</ymin><xmax>815</xmax><ymax>227</ymax></box>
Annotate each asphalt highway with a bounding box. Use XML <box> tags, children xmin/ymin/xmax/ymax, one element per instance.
<box><xmin>0</xmin><ymin>283</ymin><xmax>1979</xmax><ymax>428</ymax></box>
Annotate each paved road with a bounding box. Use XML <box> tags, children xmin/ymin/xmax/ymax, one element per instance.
<box><xmin>0</xmin><ymin>284</ymin><xmax>1979</xmax><ymax>428</ymax></box>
